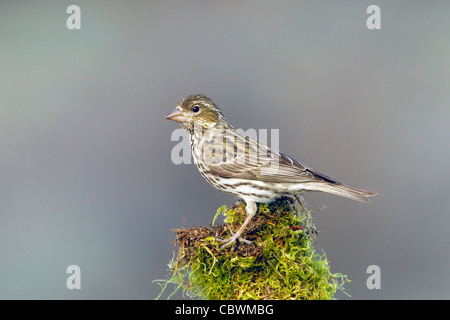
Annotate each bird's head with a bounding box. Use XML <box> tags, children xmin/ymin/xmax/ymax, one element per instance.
<box><xmin>166</xmin><ymin>94</ymin><xmax>228</xmax><ymax>133</ymax></box>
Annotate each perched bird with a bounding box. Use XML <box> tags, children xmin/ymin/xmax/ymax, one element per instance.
<box><xmin>166</xmin><ymin>94</ymin><xmax>377</xmax><ymax>248</ymax></box>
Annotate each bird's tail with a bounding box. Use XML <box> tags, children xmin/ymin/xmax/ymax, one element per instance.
<box><xmin>313</xmin><ymin>183</ymin><xmax>378</xmax><ymax>203</ymax></box>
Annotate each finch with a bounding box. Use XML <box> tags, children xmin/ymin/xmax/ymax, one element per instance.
<box><xmin>166</xmin><ymin>94</ymin><xmax>377</xmax><ymax>248</ymax></box>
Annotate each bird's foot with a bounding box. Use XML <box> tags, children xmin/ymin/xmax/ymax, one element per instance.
<box><xmin>215</xmin><ymin>225</ymin><xmax>251</xmax><ymax>249</ymax></box>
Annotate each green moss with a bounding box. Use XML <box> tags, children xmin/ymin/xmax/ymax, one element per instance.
<box><xmin>155</xmin><ymin>196</ymin><xmax>349</xmax><ymax>300</ymax></box>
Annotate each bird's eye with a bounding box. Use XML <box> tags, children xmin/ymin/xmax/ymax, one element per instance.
<box><xmin>192</xmin><ymin>105</ymin><xmax>200</xmax><ymax>113</ymax></box>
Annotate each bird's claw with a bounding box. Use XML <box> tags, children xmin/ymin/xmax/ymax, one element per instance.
<box><xmin>215</xmin><ymin>225</ymin><xmax>252</xmax><ymax>249</ymax></box>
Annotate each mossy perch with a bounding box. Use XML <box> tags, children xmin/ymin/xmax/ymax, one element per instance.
<box><xmin>156</xmin><ymin>196</ymin><xmax>348</xmax><ymax>300</ymax></box>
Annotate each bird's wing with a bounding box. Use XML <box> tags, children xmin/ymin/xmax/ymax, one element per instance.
<box><xmin>204</xmin><ymin>129</ymin><xmax>340</xmax><ymax>184</ymax></box>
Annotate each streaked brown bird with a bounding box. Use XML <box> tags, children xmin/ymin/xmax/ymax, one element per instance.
<box><xmin>166</xmin><ymin>94</ymin><xmax>377</xmax><ymax>248</ymax></box>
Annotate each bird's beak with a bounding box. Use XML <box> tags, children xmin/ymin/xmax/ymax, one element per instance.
<box><xmin>166</xmin><ymin>107</ymin><xmax>187</xmax><ymax>123</ymax></box>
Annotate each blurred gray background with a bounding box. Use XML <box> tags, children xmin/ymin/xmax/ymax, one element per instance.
<box><xmin>1</xmin><ymin>1</ymin><xmax>449</xmax><ymax>299</ymax></box>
